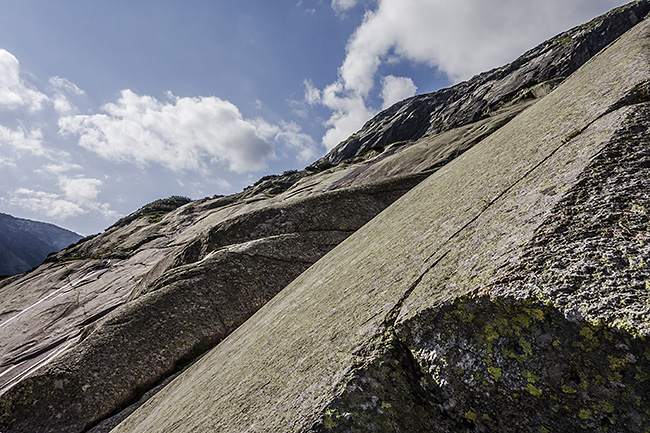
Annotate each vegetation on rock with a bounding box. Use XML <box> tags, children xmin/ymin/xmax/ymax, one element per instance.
<box><xmin>1</xmin><ymin>3</ymin><xmax>650</xmax><ymax>433</ymax></box>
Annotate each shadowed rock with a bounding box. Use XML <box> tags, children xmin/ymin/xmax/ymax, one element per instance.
<box><xmin>109</xmin><ymin>14</ymin><xmax>650</xmax><ymax>433</ymax></box>
<box><xmin>0</xmin><ymin>2</ymin><xmax>649</xmax><ymax>433</ymax></box>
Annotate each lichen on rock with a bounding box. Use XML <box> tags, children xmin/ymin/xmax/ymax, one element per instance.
<box><xmin>397</xmin><ymin>294</ymin><xmax>650</xmax><ymax>432</ymax></box>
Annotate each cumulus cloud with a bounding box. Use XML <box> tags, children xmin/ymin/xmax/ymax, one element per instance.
<box><xmin>342</xmin><ymin>0</ymin><xmax>623</xmax><ymax>85</ymax></box>
<box><xmin>36</xmin><ymin>162</ymin><xmax>83</xmax><ymax>176</ymax></box>
<box><xmin>321</xmin><ymin>81</ymin><xmax>376</xmax><ymax>151</ymax></box>
<box><xmin>306</xmin><ymin>76</ymin><xmax>377</xmax><ymax>151</ymax></box>
<box><xmin>313</xmin><ymin>0</ymin><xmax>624</xmax><ymax>151</ymax></box>
<box><xmin>303</xmin><ymin>79</ymin><xmax>321</xmax><ymax>105</ymax></box>
<box><xmin>0</xmin><ymin>125</ymin><xmax>47</xmax><ymax>156</ymax></box>
<box><xmin>10</xmin><ymin>188</ymin><xmax>85</xmax><ymax>220</ymax></box>
<box><xmin>0</xmin><ymin>156</ymin><xmax>16</xmax><ymax>168</ymax></box>
<box><xmin>9</xmin><ymin>175</ymin><xmax>114</xmax><ymax>221</ymax></box>
<box><xmin>380</xmin><ymin>75</ymin><xmax>416</xmax><ymax>109</ymax></box>
<box><xmin>274</xmin><ymin>121</ymin><xmax>319</xmax><ymax>162</ymax></box>
<box><xmin>59</xmin><ymin>90</ymin><xmax>276</xmax><ymax>173</ymax></box>
<box><xmin>49</xmin><ymin>76</ymin><xmax>85</xmax><ymax>96</ymax></box>
<box><xmin>0</xmin><ymin>49</ymin><xmax>48</xmax><ymax>112</ymax></box>
<box><xmin>59</xmin><ymin>176</ymin><xmax>102</xmax><ymax>204</ymax></box>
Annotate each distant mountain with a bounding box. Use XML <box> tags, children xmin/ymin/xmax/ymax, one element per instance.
<box><xmin>0</xmin><ymin>213</ymin><xmax>82</xmax><ymax>276</ymax></box>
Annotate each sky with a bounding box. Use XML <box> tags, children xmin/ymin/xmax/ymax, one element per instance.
<box><xmin>0</xmin><ymin>0</ymin><xmax>630</xmax><ymax>235</ymax></box>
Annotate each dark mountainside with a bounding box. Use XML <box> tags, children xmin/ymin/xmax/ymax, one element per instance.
<box><xmin>1</xmin><ymin>2</ymin><xmax>650</xmax><ymax>432</ymax></box>
<box><xmin>0</xmin><ymin>213</ymin><xmax>82</xmax><ymax>276</ymax></box>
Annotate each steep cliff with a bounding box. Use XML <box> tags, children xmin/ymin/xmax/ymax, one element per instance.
<box><xmin>0</xmin><ymin>2</ymin><xmax>649</xmax><ymax>433</ymax></box>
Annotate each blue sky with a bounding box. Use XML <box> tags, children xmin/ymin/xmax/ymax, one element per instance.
<box><xmin>0</xmin><ymin>0</ymin><xmax>628</xmax><ymax>234</ymax></box>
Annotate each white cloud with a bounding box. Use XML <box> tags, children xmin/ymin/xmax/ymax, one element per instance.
<box><xmin>321</xmin><ymin>81</ymin><xmax>375</xmax><ymax>151</ymax></box>
<box><xmin>49</xmin><ymin>76</ymin><xmax>85</xmax><ymax>96</ymax></box>
<box><xmin>36</xmin><ymin>162</ymin><xmax>83</xmax><ymax>176</ymax></box>
<box><xmin>332</xmin><ymin>0</ymin><xmax>359</xmax><ymax>13</ymax></box>
<box><xmin>303</xmin><ymin>79</ymin><xmax>321</xmax><ymax>105</ymax></box>
<box><xmin>312</xmin><ymin>0</ymin><xmax>625</xmax><ymax>151</ymax></box>
<box><xmin>275</xmin><ymin>121</ymin><xmax>319</xmax><ymax>162</ymax></box>
<box><xmin>10</xmin><ymin>188</ymin><xmax>85</xmax><ymax>220</ymax></box>
<box><xmin>59</xmin><ymin>89</ymin><xmax>275</xmax><ymax>173</ymax></box>
<box><xmin>380</xmin><ymin>75</ymin><xmax>416</xmax><ymax>109</ymax></box>
<box><xmin>49</xmin><ymin>76</ymin><xmax>85</xmax><ymax>115</ymax></box>
<box><xmin>0</xmin><ymin>125</ymin><xmax>47</xmax><ymax>156</ymax></box>
<box><xmin>59</xmin><ymin>176</ymin><xmax>102</xmax><ymax>204</ymax></box>
<box><xmin>341</xmin><ymin>0</ymin><xmax>626</xmax><ymax>85</ymax></box>
<box><xmin>9</xmin><ymin>175</ymin><xmax>115</xmax><ymax>222</ymax></box>
<box><xmin>0</xmin><ymin>49</ymin><xmax>48</xmax><ymax>112</ymax></box>
<box><xmin>0</xmin><ymin>156</ymin><xmax>16</xmax><ymax>168</ymax></box>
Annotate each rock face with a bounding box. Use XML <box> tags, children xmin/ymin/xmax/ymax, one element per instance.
<box><xmin>1</xmin><ymin>2</ymin><xmax>650</xmax><ymax>433</ymax></box>
<box><xmin>0</xmin><ymin>213</ymin><xmax>81</xmax><ymax>276</ymax></box>
<box><xmin>110</xmin><ymin>8</ymin><xmax>650</xmax><ymax>433</ymax></box>
<box><xmin>321</xmin><ymin>0</ymin><xmax>650</xmax><ymax>165</ymax></box>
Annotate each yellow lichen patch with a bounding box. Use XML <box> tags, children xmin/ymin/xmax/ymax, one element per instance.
<box><xmin>561</xmin><ymin>382</ymin><xmax>578</xmax><ymax>394</ymax></box>
<box><xmin>608</xmin><ymin>355</ymin><xmax>628</xmax><ymax>371</ymax></box>
<box><xmin>323</xmin><ymin>409</ymin><xmax>338</xmax><ymax>429</ymax></box>
<box><xmin>488</xmin><ymin>366</ymin><xmax>502</xmax><ymax>380</ymax></box>
<box><xmin>522</xmin><ymin>369</ymin><xmax>538</xmax><ymax>384</ymax></box>
<box><xmin>580</xmin><ymin>326</ymin><xmax>594</xmax><ymax>340</ymax></box>
<box><xmin>515</xmin><ymin>313</ymin><xmax>533</xmax><ymax>328</ymax></box>
<box><xmin>635</xmin><ymin>367</ymin><xmax>650</xmax><ymax>383</ymax></box>
<box><xmin>526</xmin><ymin>383</ymin><xmax>544</xmax><ymax>397</ymax></box>
<box><xmin>519</xmin><ymin>337</ymin><xmax>533</xmax><ymax>357</ymax></box>
<box><xmin>602</xmin><ymin>401</ymin><xmax>615</xmax><ymax>414</ymax></box>
<box><xmin>531</xmin><ymin>308</ymin><xmax>545</xmax><ymax>321</ymax></box>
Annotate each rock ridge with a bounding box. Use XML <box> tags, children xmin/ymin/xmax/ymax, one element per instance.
<box><xmin>108</xmin><ymin>13</ymin><xmax>650</xmax><ymax>433</ymax></box>
<box><xmin>322</xmin><ymin>0</ymin><xmax>650</xmax><ymax>165</ymax></box>
<box><xmin>0</xmin><ymin>3</ymin><xmax>649</xmax><ymax>433</ymax></box>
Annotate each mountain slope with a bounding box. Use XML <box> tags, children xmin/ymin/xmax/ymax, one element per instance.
<box><xmin>111</xmin><ymin>14</ymin><xmax>650</xmax><ymax>432</ymax></box>
<box><xmin>0</xmin><ymin>213</ymin><xmax>81</xmax><ymax>276</ymax></box>
<box><xmin>0</xmin><ymin>2</ymin><xmax>649</xmax><ymax>432</ymax></box>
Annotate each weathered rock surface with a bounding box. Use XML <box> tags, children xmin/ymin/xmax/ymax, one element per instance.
<box><xmin>109</xmin><ymin>12</ymin><xmax>650</xmax><ymax>433</ymax></box>
<box><xmin>321</xmin><ymin>1</ymin><xmax>650</xmax><ymax>166</ymax></box>
<box><xmin>0</xmin><ymin>213</ymin><xmax>81</xmax><ymax>276</ymax></box>
<box><xmin>0</xmin><ymin>2</ymin><xmax>649</xmax><ymax>433</ymax></box>
<box><xmin>0</xmin><ymin>174</ymin><xmax>426</xmax><ymax>433</ymax></box>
